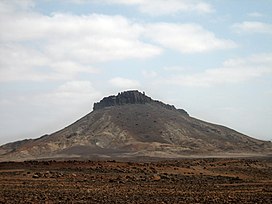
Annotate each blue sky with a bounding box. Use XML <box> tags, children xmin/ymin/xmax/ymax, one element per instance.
<box><xmin>0</xmin><ymin>0</ymin><xmax>272</xmax><ymax>145</ymax></box>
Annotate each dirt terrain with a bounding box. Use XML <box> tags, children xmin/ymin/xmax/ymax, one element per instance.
<box><xmin>0</xmin><ymin>157</ymin><xmax>272</xmax><ymax>203</ymax></box>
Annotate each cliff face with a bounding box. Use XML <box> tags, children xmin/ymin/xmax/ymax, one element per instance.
<box><xmin>93</xmin><ymin>90</ymin><xmax>189</xmax><ymax>116</ymax></box>
<box><xmin>93</xmin><ymin>90</ymin><xmax>152</xmax><ymax>110</ymax></box>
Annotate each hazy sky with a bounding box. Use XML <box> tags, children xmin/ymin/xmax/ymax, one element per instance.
<box><xmin>0</xmin><ymin>0</ymin><xmax>272</xmax><ymax>145</ymax></box>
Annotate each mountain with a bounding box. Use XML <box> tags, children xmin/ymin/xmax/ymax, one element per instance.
<box><xmin>0</xmin><ymin>90</ymin><xmax>271</xmax><ymax>161</ymax></box>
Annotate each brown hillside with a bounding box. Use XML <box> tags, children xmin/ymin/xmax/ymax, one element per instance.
<box><xmin>0</xmin><ymin>90</ymin><xmax>271</xmax><ymax>161</ymax></box>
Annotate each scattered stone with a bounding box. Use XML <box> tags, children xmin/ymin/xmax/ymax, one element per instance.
<box><xmin>32</xmin><ymin>173</ymin><xmax>40</xmax><ymax>178</ymax></box>
<box><xmin>151</xmin><ymin>174</ymin><xmax>161</xmax><ymax>181</ymax></box>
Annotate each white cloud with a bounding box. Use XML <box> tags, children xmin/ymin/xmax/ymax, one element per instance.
<box><xmin>1</xmin><ymin>80</ymin><xmax>101</xmax><ymax>111</ymax></box>
<box><xmin>0</xmin><ymin>80</ymin><xmax>102</xmax><ymax>144</ymax></box>
<box><xmin>41</xmin><ymin>80</ymin><xmax>101</xmax><ymax>106</ymax></box>
<box><xmin>0</xmin><ymin>44</ymin><xmax>97</xmax><ymax>82</ymax></box>
<box><xmin>56</xmin><ymin>80</ymin><xmax>99</xmax><ymax>96</ymax></box>
<box><xmin>0</xmin><ymin>10</ymin><xmax>161</xmax><ymax>61</ymax></box>
<box><xmin>163</xmin><ymin>53</ymin><xmax>272</xmax><ymax>87</ymax></box>
<box><xmin>145</xmin><ymin>23</ymin><xmax>236</xmax><ymax>53</ymax></box>
<box><xmin>232</xmin><ymin>21</ymin><xmax>272</xmax><ymax>34</ymax></box>
<box><xmin>43</xmin><ymin>14</ymin><xmax>161</xmax><ymax>62</ymax></box>
<box><xmin>163</xmin><ymin>66</ymin><xmax>187</xmax><ymax>72</ymax></box>
<box><xmin>0</xmin><ymin>1</ymin><xmax>162</xmax><ymax>82</ymax></box>
<box><xmin>0</xmin><ymin>44</ymin><xmax>51</xmax><ymax>82</ymax></box>
<box><xmin>248</xmin><ymin>12</ymin><xmax>263</xmax><ymax>18</ymax></box>
<box><xmin>142</xmin><ymin>70</ymin><xmax>158</xmax><ymax>78</ymax></box>
<box><xmin>100</xmin><ymin>0</ymin><xmax>213</xmax><ymax>15</ymax></box>
<box><xmin>0</xmin><ymin>0</ymin><xmax>34</xmax><ymax>13</ymax></box>
<box><xmin>0</xmin><ymin>1</ymin><xmax>234</xmax><ymax>83</ymax></box>
<box><xmin>109</xmin><ymin>77</ymin><xmax>140</xmax><ymax>89</ymax></box>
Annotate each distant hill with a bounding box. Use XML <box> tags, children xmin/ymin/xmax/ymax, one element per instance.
<box><xmin>0</xmin><ymin>90</ymin><xmax>271</xmax><ymax>161</ymax></box>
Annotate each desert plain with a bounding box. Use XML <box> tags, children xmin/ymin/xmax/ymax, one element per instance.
<box><xmin>0</xmin><ymin>157</ymin><xmax>272</xmax><ymax>203</ymax></box>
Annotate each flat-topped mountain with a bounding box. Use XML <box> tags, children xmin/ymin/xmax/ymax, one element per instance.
<box><xmin>0</xmin><ymin>90</ymin><xmax>271</xmax><ymax>161</ymax></box>
<box><xmin>94</xmin><ymin>90</ymin><xmax>188</xmax><ymax>114</ymax></box>
<box><xmin>94</xmin><ymin>91</ymin><xmax>152</xmax><ymax>110</ymax></box>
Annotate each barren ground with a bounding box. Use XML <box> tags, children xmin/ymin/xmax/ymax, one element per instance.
<box><xmin>0</xmin><ymin>157</ymin><xmax>272</xmax><ymax>203</ymax></box>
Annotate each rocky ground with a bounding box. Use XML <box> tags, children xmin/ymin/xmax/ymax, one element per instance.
<box><xmin>0</xmin><ymin>157</ymin><xmax>272</xmax><ymax>203</ymax></box>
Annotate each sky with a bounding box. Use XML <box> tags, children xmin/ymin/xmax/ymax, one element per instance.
<box><xmin>0</xmin><ymin>0</ymin><xmax>272</xmax><ymax>145</ymax></box>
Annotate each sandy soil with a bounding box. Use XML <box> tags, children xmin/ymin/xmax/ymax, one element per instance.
<box><xmin>0</xmin><ymin>157</ymin><xmax>272</xmax><ymax>203</ymax></box>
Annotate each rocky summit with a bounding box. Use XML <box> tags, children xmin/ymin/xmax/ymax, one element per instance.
<box><xmin>0</xmin><ymin>90</ymin><xmax>271</xmax><ymax>161</ymax></box>
<box><xmin>93</xmin><ymin>91</ymin><xmax>152</xmax><ymax>110</ymax></box>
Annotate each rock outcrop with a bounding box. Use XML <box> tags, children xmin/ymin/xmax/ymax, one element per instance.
<box><xmin>93</xmin><ymin>90</ymin><xmax>152</xmax><ymax>110</ymax></box>
<box><xmin>93</xmin><ymin>90</ymin><xmax>189</xmax><ymax>116</ymax></box>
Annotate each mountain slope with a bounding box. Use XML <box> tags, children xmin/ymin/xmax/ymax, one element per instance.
<box><xmin>0</xmin><ymin>90</ymin><xmax>271</xmax><ymax>161</ymax></box>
